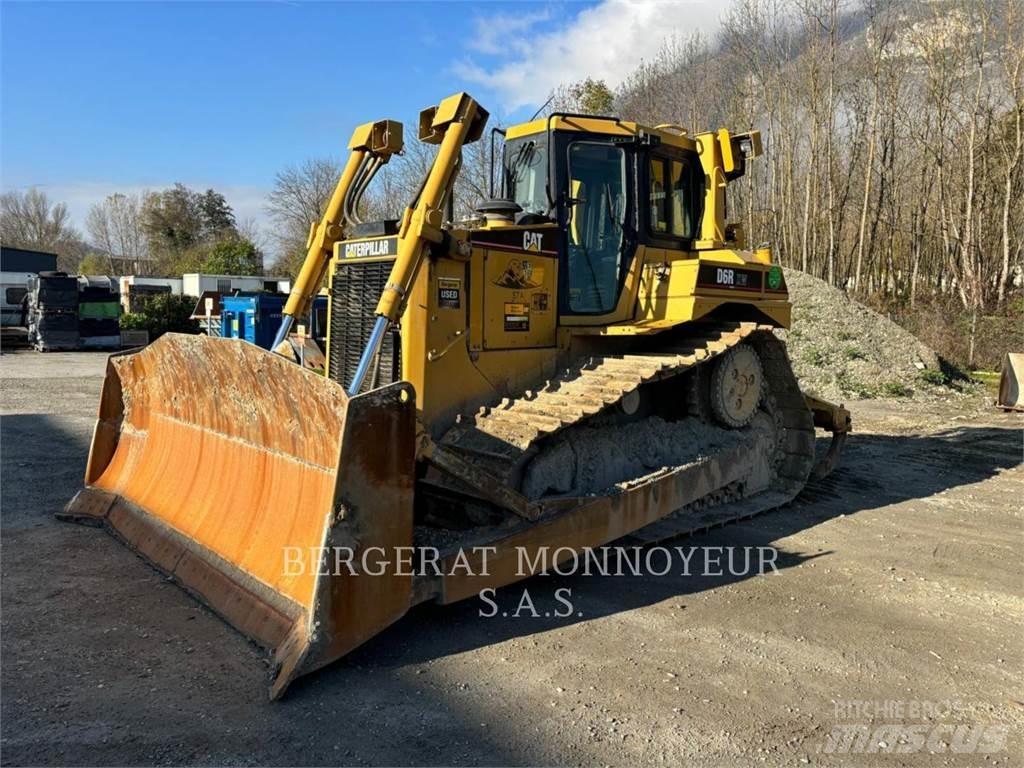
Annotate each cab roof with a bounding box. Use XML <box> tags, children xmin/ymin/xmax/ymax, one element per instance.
<box><xmin>505</xmin><ymin>114</ymin><xmax>700</xmax><ymax>151</ymax></box>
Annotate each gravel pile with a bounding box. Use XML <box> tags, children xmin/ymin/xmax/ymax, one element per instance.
<box><xmin>775</xmin><ymin>269</ymin><xmax>956</xmax><ymax>401</ymax></box>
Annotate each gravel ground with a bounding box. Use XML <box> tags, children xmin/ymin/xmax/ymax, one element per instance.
<box><xmin>1</xmin><ymin>348</ymin><xmax>1022</xmax><ymax>766</ymax></box>
<box><xmin>777</xmin><ymin>269</ymin><xmax>968</xmax><ymax>403</ymax></box>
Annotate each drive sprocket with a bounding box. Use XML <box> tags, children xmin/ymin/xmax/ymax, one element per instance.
<box><xmin>709</xmin><ymin>342</ymin><xmax>763</xmax><ymax>428</ymax></box>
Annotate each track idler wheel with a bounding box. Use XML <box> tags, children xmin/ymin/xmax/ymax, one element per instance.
<box><xmin>709</xmin><ymin>343</ymin><xmax>763</xmax><ymax>428</ymax></box>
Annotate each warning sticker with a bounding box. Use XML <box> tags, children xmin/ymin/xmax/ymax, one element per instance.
<box><xmin>493</xmin><ymin>259</ymin><xmax>545</xmax><ymax>290</ymax></box>
<box><xmin>438</xmin><ymin>277</ymin><xmax>461</xmax><ymax>309</ymax></box>
<box><xmin>531</xmin><ymin>292</ymin><xmax>549</xmax><ymax>312</ymax></box>
<box><xmin>504</xmin><ymin>302</ymin><xmax>529</xmax><ymax>332</ymax></box>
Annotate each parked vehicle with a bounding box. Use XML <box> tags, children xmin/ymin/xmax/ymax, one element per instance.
<box><xmin>0</xmin><ymin>271</ymin><xmax>33</xmax><ymax>327</ymax></box>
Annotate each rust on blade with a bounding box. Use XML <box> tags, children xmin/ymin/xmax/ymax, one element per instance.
<box><xmin>62</xmin><ymin>333</ymin><xmax>417</xmax><ymax>699</ymax></box>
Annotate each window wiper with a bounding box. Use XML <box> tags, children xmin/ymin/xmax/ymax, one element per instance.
<box><xmin>578</xmin><ymin>242</ymin><xmax>607</xmax><ymax>311</ymax></box>
<box><xmin>508</xmin><ymin>141</ymin><xmax>535</xmax><ymax>186</ymax></box>
<box><xmin>604</xmin><ymin>185</ymin><xmax>618</xmax><ymax>230</ymax></box>
<box><xmin>501</xmin><ymin>141</ymin><xmax>538</xmax><ymax>211</ymax></box>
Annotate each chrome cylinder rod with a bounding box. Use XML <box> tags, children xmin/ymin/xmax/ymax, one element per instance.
<box><xmin>347</xmin><ymin>315</ymin><xmax>389</xmax><ymax>396</ymax></box>
<box><xmin>271</xmin><ymin>314</ymin><xmax>296</xmax><ymax>352</ymax></box>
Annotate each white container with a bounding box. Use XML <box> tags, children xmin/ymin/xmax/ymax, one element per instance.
<box><xmin>181</xmin><ymin>274</ymin><xmax>291</xmax><ymax>298</ymax></box>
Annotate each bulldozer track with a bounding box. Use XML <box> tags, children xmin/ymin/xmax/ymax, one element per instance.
<box><xmin>442</xmin><ymin>322</ymin><xmax>769</xmax><ymax>471</ymax></box>
<box><xmin>622</xmin><ymin>333</ymin><xmax>817</xmax><ymax>545</ymax></box>
<box><xmin>436</xmin><ymin>323</ymin><xmax>818</xmax><ymax>532</ymax></box>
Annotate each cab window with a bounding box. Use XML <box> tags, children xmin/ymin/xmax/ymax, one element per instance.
<box><xmin>566</xmin><ymin>142</ymin><xmax>627</xmax><ymax>314</ymax></box>
<box><xmin>650</xmin><ymin>161</ymin><xmax>668</xmax><ymax>233</ymax></box>
<box><xmin>505</xmin><ymin>136</ymin><xmax>549</xmax><ymax>217</ymax></box>
<box><xmin>649</xmin><ymin>155</ymin><xmax>702</xmax><ymax>240</ymax></box>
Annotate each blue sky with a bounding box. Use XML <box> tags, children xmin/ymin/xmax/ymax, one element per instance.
<box><xmin>1</xmin><ymin>0</ymin><xmax>722</xmax><ymax>244</ymax></box>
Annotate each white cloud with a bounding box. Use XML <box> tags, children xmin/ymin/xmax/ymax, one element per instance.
<box><xmin>457</xmin><ymin>0</ymin><xmax>723</xmax><ymax>111</ymax></box>
<box><xmin>467</xmin><ymin>8</ymin><xmax>552</xmax><ymax>56</ymax></box>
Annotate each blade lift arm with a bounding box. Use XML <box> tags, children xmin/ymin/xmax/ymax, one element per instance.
<box><xmin>272</xmin><ymin>119</ymin><xmax>404</xmax><ymax>351</ymax></box>
<box><xmin>347</xmin><ymin>92</ymin><xmax>488</xmax><ymax>395</ymax></box>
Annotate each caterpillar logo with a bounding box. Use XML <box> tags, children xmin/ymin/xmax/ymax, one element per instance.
<box><xmin>523</xmin><ymin>232</ymin><xmax>543</xmax><ymax>252</ymax></box>
<box><xmin>342</xmin><ymin>237</ymin><xmax>397</xmax><ymax>258</ymax></box>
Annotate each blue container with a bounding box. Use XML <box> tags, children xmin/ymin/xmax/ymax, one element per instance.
<box><xmin>221</xmin><ymin>294</ymin><xmax>286</xmax><ymax>349</ymax></box>
<box><xmin>309</xmin><ymin>295</ymin><xmax>328</xmax><ymax>345</ymax></box>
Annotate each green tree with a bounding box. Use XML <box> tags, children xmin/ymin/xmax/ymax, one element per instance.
<box><xmin>547</xmin><ymin>77</ymin><xmax>616</xmax><ymax>116</ymax></box>
<box><xmin>198</xmin><ymin>189</ymin><xmax>236</xmax><ymax>238</ymax></box>
<box><xmin>200</xmin><ymin>235</ymin><xmax>262</xmax><ymax>275</ymax></box>
<box><xmin>570</xmin><ymin>78</ymin><xmax>615</xmax><ymax>115</ymax></box>
<box><xmin>162</xmin><ymin>246</ymin><xmax>206</xmax><ymax>276</ymax></box>
<box><xmin>142</xmin><ymin>184</ymin><xmax>203</xmax><ymax>256</ymax></box>
<box><xmin>142</xmin><ymin>184</ymin><xmax>239</xmax><ymax>273</ymax></box>
<box><xmin>120</xmin><ymin>293</ymin><xmax>200</xmax><ymax>340</ymax></box>
<box><xmin>78</xmin><ymin>252</ymin><xmax>111</xmax><ymax>275</ymax></box>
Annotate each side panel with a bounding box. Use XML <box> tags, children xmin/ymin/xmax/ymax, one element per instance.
<box><xmin>401</xmin><ymin>255</ymin><xmax>489</xmax><ymax>432</ymax></box>
<box><xmin>631</xmin><ymin>250</ymin><xmax>791</xmax><ymax>330</ymax></box>
<box><xmin>482</xmin><ymin>250</ymin><xmax>557</xmax><ymax>349</ymax></box>
<box><xmin>409</xmin><ymin>251</ymin><xmax>561</xmax><ymax>436</ymax></box>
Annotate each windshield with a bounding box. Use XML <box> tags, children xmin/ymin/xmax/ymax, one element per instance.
<box><xmin>503</xmin><ymin>136</ymin><xmax>549</xmax><ymax>216</ymax></box>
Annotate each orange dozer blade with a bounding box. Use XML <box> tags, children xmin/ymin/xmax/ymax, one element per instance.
<box><xmin>60</xmin><ymin>333</ymin><xmax>417</xmax><ymax>699</ymax></box>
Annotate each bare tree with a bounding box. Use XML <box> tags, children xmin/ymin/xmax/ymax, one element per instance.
<box><xmin>604</xmin><ymin>0</ymin><xmax>1020</xmax><ymax>368</ymax></box>
<box><xmin>265</xmin><ymin>159</ymin><xmax>342</xmax><ymax>245</ymax></box>
<box><xmin>236</xmin><ymin>217</ymin><xmax>269</xmax><ymax>255</ymax></box>
<box><xmin>995</xmin><ymin>0</ymin><xmax>1024</xmax><ymax>305</ymax></box>
<box><xmin>85</xmin><ymin>192</ymin><xmax>147</xmax><ymax>274</ymax></box>
<box><xmin>0</xmin><ymin>188</ymin><xmax>84</xmax><ymax>271</ymax></box>
<box><xmin>264</xmin><ymin>158</ymin><xmax>344</xmax><ymax>276</ymax></box>
<box><xmin>264</xmin><ymin>118</ymin><xmax>498</xmax><ymax>278</ymax></box>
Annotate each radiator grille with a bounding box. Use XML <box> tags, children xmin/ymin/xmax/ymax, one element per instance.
<box><xmin>328</xmin><ymin>260</ymin><xmax>401</xmax><ymax>392</ymax></box>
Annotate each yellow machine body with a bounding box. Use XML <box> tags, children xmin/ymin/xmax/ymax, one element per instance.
<box><xmin>327</xmin><ymin>113</ymin><xmax>789</xmax><ymax>433</ymax></box>
<box><xmin>64</xmin><ymin>93</ymin><xmax>848</xmax><ymax>699</ymax></box>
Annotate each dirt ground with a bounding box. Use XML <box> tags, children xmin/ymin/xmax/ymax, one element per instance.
<box><xmin>1</xmin><ymin>348</ymin><xmax>1021</xmax><ymax>767</ymax></box>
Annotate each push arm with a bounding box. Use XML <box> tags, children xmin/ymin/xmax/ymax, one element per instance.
<box><xmin>347</xmin><ymin>92</ymin><xmax>488</xmax><ymax>394</ymax></box>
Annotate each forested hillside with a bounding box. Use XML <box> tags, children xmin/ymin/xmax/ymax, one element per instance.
<box><xmin>600</xmin><ymin>0</ymin><xmax>1021</xmax><ymax>368</ymax></box>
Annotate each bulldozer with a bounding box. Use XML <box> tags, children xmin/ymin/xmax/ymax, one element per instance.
<box><xmin>62</xmin><ymin>92</ymin><xmax>850</xmax><ymax>699</ymax></box>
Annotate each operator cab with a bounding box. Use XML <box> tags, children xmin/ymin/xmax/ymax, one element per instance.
<box><xmin>495</xmin><ymin>115</ymin><xmax>717</xmax><ymax>316</ymax></box>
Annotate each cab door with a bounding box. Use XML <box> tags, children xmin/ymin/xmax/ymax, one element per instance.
<box><xmin>560</xmin><ymin>141</ymin><xmax>636</xmax><ymax>317</ymax></box>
